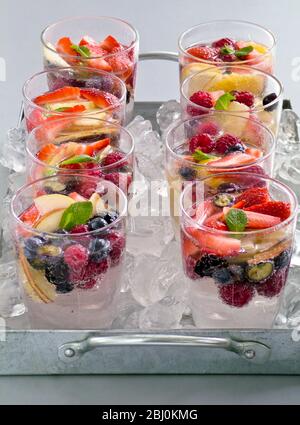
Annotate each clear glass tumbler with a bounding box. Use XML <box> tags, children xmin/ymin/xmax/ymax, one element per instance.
<box><xmin>41</xmin><ymin>16</ymin><xmax>139</xmax><ymax>120</ymax></box>
<box><xmin>11</xmin><ymin>174</ymin><xmax>127</xmax><ymax>329</ymax></box>
<box><xmin>181</xmin><ymin>65</ymin><xmax>283</xmax><ymax>136</ymax></box>
<box><xmin>178</xmin><ymin>20</ymin><xmax>276</xmax><ymax>82</ymax></box>
<box><xmin>180</xmin><ymin>173</ymin><xmax>297</xmax><ymax>328</ymax></box>
<box><xmin>23</xmin><ymin>67</ymin><xmax>127</xmax><ymax>131</ymax></box>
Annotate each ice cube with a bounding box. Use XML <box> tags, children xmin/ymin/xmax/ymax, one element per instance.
<box><xmin>275</xmin><ymin>267</ymin><xmax>300</xmax><ymax>328</ymax></box>
<box><xmin>156</xmin><ymin>100</ymin><xmax>181</xmax><ymax>133</ymax></box>
<box><xmin>111</xmin><ymin>290</ymin><xmax>143</xmax><ymax>329</ymax></box>
<box><xmin>0</xmin><ymin>128</ymin><xmax>26</xmax><ymax>172</ymax></box>
<box><xmin>138</xmin><ymin>295</ymin><xmax>185</xmax><ymax>329</ymax></box>
<box><xmin>0</xmin><ymin>260</ymin><xmax>25</xmax><ymax>318</ymax></box>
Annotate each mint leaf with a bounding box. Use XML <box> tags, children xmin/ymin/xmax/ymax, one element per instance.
<box><xmin>193</xmin><ymin>149</ymin><xmax>218</xmax><ymax>162</ymax></box>
<box><xmin>225</xmin><ymin>208</ymin><xmax>247</xmax><ymax>232</ymax></box>
<box><xmin>59</xmin><ymin>155</ymin><xmax>97</xmax><ymax>166</ymax></box>
<box><xmin>54</xmin><ymin>107</ymin><xmax>70</xmax><ymax>112</ymax></box>
<box><xmin>235</xmin><ymin>45</ymin><xmax>254</xmax><ymax>59</ymax></box>
<box><xmin>59</xmin><ymin>201</ymin><xmax>93</xmax><ymax>231</ymax></box>
<box><xmin>71</xmin><ymin>44</ymin><xmax>91</xmax><ymax>58</ymax></box>
<box><xmin>220</xmin><ymin>45</ymin><xmax>235</xmax><ymax>55</ymax></box>
<box><xmin>215</xmin><ymin>92</ymin><xmax>236</xmax><ymax>110</ymax></box>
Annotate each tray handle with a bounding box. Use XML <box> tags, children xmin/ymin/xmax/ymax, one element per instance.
<box><xmin>139</xmin><ymin>51</ymin><xmax>179</xmax><ymax>62</ymax></box>
<box><xmin>58</xmin><ymin>333</ymin><xmax>270</xmax><ymax>364</ymax></box>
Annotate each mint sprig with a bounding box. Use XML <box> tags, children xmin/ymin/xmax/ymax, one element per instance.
<box><xmin>225</xmin><ymin>208</ymin><xmax>248</xmax><ymax>232</ymax></box>
<box><xmin>220</xmin><ymin>44</ymin><xmax>254</xmax><ymax>59</ymax></box>
<box><xmin>59</xmin><ymin>155</ymin><xmax>98</xmax><ymax>166</ymax></box>
<box><xmin>215</xmin><ymin>92</ymin><xmax>236</xmax><ymax>110</ymax></box>
<box><xmin>192</xmin><ymin>149</ymin><xmax>218</xmax><ymax>163</ymax></box>
<box><xmin>54</xmin><ymin>107</ymin><xmax>71</xmax><ymax>112</ymax></box>
<box><xmin>71</xmin><ymin>44</ymin><xmax>91</xmax><ymax>58</ymax></box>
<box><xmin>59</xmin><ymin>201</ymin><xmax>93</xmax><ymax>231</ymax></box>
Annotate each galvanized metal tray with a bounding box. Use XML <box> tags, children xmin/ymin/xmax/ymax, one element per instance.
<box><xmin>1</xmin><ymin>53</ymin><xmax>300</xmax><ymax>376</ymax></box>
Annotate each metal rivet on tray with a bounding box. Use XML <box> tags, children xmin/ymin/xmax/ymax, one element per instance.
<box><xmin>244</xmin><ymin>349</ymin><xmax>256</xmax><ymax>359</ymax></box>
<box><xmin>64</xmin><ymin>348</ymin><xmax>76</xmax><ymax>358</ymax></box>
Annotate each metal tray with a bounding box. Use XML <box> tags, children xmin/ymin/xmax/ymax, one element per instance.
<box><xmin>1</xmin><ymin>53</ymin><xmax>300</xmax><ymax>376</ymax></box>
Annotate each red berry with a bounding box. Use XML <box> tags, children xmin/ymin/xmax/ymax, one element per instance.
<box><xmin>77</xmin><ymin>181</ymin><xmax>97</xmax><ymax>198</ymax></box>
<box><xmin>219</xmin><ymin>283</ymin><xmax>254</xmax><ymax>308</ymax></box>
<box><xmin>77</xmin><ymin>259</ymin><xmax>109</xmax><ymax>289</ymax></box>
<box><xmin>106</xmin><ymin>231</ymin><xmax>126</xmax><ymax>265</ymax></box>
<box><xmin>219</xmin><ymin>53</ymin><xmax>236</xmax><ymax>62</ymax></box>
<box><xmin>185</xmin><ymin>256</ymin><xmax>199</xmax><ymax>280</ymax></box>
<box><xmin>212</xmin><ymin>38</ymin><xmax>236</xmax><ymax>49</ymax></box>
<box><xmin>105</xmin><ymin>172</ymin><xmax>132</xmax><ymax>192</ymax></box>
<box><xmin>83</xmin><ymin>162</ymin><xmax>103</xmax><ymax>178</ymax></box>
<box><xmin>245</xmin><ymin>201</ymin><xmax>291</xmax><ymax>221</ymax></box>
<box><xmin>232</xmin><ymin>91</ymin><xmax>255</xmax><ymax>107</ymax></box>
<box><xmin>190</xmin><ymin>91</ymin><xmax>213</xmax><ymax>108</ymax></box>
<box><xmin>189</xmin><ymin>133</ymin><xmax>215</xmax><ymax>153</ymax></box>
<box><xmin>236</xmin><ymin>187</ymin><xmax>270</xmax><ymax>208</ymax></box>
<box><xmin>60</xmin><ymin>163</ymin><xmax>81</xmax><ymax>170</ymax></box>
<box><xmin>70</xmin><ymin>225</ymin><xmax>89</xmax><ymax>234</ymax></box>
<box><xmin>256</xmin><ymin>268</ymin><xmax>287</xmax><ymax>298</ymax></box>
<box><xmin>198</xmin><ymin>121</ymin><xmax>219</xmax><ymax>136</ymax></box>
<box><xmin>102</xmin><ymin>151</ymin><xmax>127</xmax><ymax>167</ymax></box>
<box><xmin>187</xmin><ymin>46</ymin><xmax>218</xmax><ymax>60</ymax></box>
<box><xmin>64</xmin><ymin>244</ymin><xmax>89</xmax><ymax>270</ymax></box>
<box><xmin>215</xmin><ymin>134</ymin><xmax>242</xmax><ymax>154</ymax></box>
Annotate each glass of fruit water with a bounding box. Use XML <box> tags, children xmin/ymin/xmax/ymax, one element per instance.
<box><xmin>165</xmin><ymin>112</ymin><xmax>275</xmax><ymax>228</ymax></box>
<box><xmin>23</xmin><ymin>66</ymin><xmax>127</xmax><ymax>131</ymax></box>
<box><xmin>41</xmin><ymin>16</ymin><xmax>139</xmax><ymax>120</ymax></box>
<box><xmin>180</xmin><ymin>65</ymin><xmax>283</xmax><ymax>136</ymax></box>
<box><xmin>11</xmin><ymin>174</ymin><xmax>127</xmax><ymax>329</ymax></box>
<box><xmin>180</xmin><ymin>172</ymin><xmax>297</xmax><ymax>328</ymax></box>
<box><xmin>178</xmin><ymin>20</ymin><xmax>276</xmax><ymax>82</ymax></box>
<box><xmin>25</xmin><ymin>116</ymin><xmax>134</xmax><ymax>196</ymax></box>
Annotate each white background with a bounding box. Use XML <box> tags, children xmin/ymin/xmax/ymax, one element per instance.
<box><xmin>1</xmin><ymin>0</ymin><xmax>300</xmax><ymax>405</ymax></box>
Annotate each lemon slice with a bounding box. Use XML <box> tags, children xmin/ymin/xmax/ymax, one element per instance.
<box><xmin>181</xmin><ymin>62</ymin><xmax>220</xmax><ymax>81</ymax></box>
<box><xmin>209</xmin><ymin>73</ymin><xmax>265</xmax><ymax>95</ymax></box>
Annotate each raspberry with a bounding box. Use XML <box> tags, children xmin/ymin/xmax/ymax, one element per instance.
<box><xmin>60</xmin><ymin>163</ymin><xmax>81</xmax><ymax>170</ymax></box>
<box><xmin>64</xmin><ymin>244</ymin><xmax>89</xmax><ymax>270</ymax></box>
<box><xmin>185</xmin><ymin>256</ymin><xmax>199</xmax><ymax>280</ymax></box>
<box><xmin>245</xmin><ymin>201</ymin><xmax>291</xmax><ymax>221</ymax></box>
<box><xmin>189</xmin><ymin>133</ymin><xmax>215</xmax><ymax>153</ymax></box>
<box><xmin>190</xmin><ymin>91</ymin><xmax>213</xmax><ymax>108</ymax></box>
<box><xmin>256</xmin><ymin>268</ymin><xmax>287</xmax><ymax>298</ymax></box>
<box><xmin>70</xmin><ymin>225</ymin><xmax>89</xmax><ymax>234</ymax></box>
<box><xmin>219</xmin><ymin>283</ymin><xmax>254</xmax><ymax>308</ymax></box>
<box><xmin>76</xmin><ymin>259</ymin><xmax>109</xmax><ymax>290</ymax></box>
<box><xmin>215</xmin><ymin>134</ymin><xmax>242</xmax><ymax>154</ymax></box>
<box><xmin>77</xmin><ymin>181</ymin><xmax>97</xmax><ymax>198</ymax></box>
<box><xmin>212</xmin><ymin>38</ymin><xmax>236</xmax><ymax>49</ymax></box>
<box><xmin>105</xmin><ymin>172</ymin><xmax>132</xmax><ymax>192</ymax></box>
<box><xmin>219</xmin><ymin>53</ymin><xmax>236</xmax><ymax>62</ymax></box>
<box><xmin>232</xmin><ymin>91</ymin><xmax>255</xmax><ymax>107</ymax></box>
<box><xmin>198</xmin><ymin>121</ymin><xmax>219</xmax><ymax>136</ymax></box>
<box><xmin>187</xmin><ymin>46</ymin><xmax>218</xmax><ymax>60</ymax></box>
<box><xmin>236</xmin><ymin>187</ymin><xmax>270</xmax><ymax>208</ymax></box>
<box><xmin>102</xmin><ymin>152</ymin><xmax>127</xmax><ymax>167</ymax></box>
<box><xmin>106</xmin><ymin>231</ymin><xmax>126</xmax><ymax>265</ymax></box>
<box><xmin>83</xmin><ymin>162</ymin><xmax>103</xmax><ymax>178</ymax></box>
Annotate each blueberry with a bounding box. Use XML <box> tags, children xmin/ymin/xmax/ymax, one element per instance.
<box><xmin>179</xmin><ymin>167</ymin><xmax>197</xmax><ymax>181</ymax></box>
<box><xmin>228</xmin><ymin>264</ymin><xmax>246</xmax><ymax>282</ymax></box>
<box><xmin>89</xmin><ymin>238</ymin><xmax>111</xmax><ymax>262</ymax></box>
<box><xmin>213</xmin><ymin>268</ymin><xmax>233</xmax><ymax>285</ymax></box>
<box><xmin>274</xmin><ymin>250</ymin><xmax>291</xmax><ymax>270</ymax></box>
<box><xmin>217</xmin><ymin>182</ymin><xmax>241</xmax><ymax>194</ymax></box>
<box><xmin>98</xmin><ymin>211</ymin><xmax>119</xmax><ymax>224</ymax></box>
<box><xmin>227</xmin><ymin>143</ymin><xmax>245</xmax><ymax>153</ymax></box>
<box><xmin>55</xmin><ymin>281</ymin><xmax>74</xmax><ymax>294</ymax></box>
<box><xmin>87</xmin><ymin>217</ymin><xmax>108</xmax><ymax>231</ymax></box>
<box><xmin>194</xmin><ymin>254</ymin><xmax>228</xmax><ymax>277</ymax></box>
<box><xmin>45</xmin><ymin>259</ymin><xmax>70</xmax><ymax>288</ymax></box>
<box><xmin>263</xmin><ymin>93</ymin><xmax>277</xmax><ymax>112</ymax></box>
<box><xmin>24</xmin><ymin>236</ymin><xmax>48</xmax><ymax>270</ymax></box>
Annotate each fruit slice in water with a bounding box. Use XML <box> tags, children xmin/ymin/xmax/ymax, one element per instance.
<box><xmin>34</xmin><ymin>194</ymin><xmax>75</xmax><ymax>215</ymax></box>
<box><xmin>246</xmin><ymin>261</ymin><xmax>274</xmax><ymax>282</ymax></box>
<box><xmin>186</xmin><ymin>227</ymin><xmax>241</xmax><ymax>257</ymax></box>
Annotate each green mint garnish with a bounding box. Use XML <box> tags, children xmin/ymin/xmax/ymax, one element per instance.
<box><xmin>59</xmin><ymin>155</ymin><xmax>97</xmax><ymax>166</ymax></box>
<box><xmin>192</xmin><ymin>149</ymin><xmax>218</xmax><ymax>162</ymax></box>
<box><xmin>225</xmin><ymin>208</ymin><xmax>248</xmax><ymax>232</ymax></box>
<box><xmin>215</xmin><ymin>92</ymin><xmax>236</xmax><ymax>110</ymax></box>
<box><xmin>220</xmin><ymin>45</ymin><xmax>235</xmax><ymax>55</ymax></box>
<box><xmin>59</xmin><ymin>201</ymin><xmax>93</xmax><ymax>231</ymax></box>
<box><xmin>235</xmin><ymin>45</ymin><xmax>254</xmax><ymax>59</ymax></box>
<box><xmin>54</xmin><ymin>107</ymin><xmax>71</xmax><ymax>112</ymax></box>
<box><xmin>71</xmin><ymin>44</ymin><xmax>91</xmax><ymax>58</ymax></box>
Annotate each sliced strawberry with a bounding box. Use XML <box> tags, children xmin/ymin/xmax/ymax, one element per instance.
<box><xmin>79</xmin><ymin>35</ymin><xmax>98</xmax><ymax>47</ymax></box>
<box><xmin>87</xmin><ymin>57</ymin><xmax>112</xmax><ymax>71</ymax></box>
<box><xmin>84</xmin><ymin>138</ymin><xmax>110</xmax><ymax>156</ymax></box>
<box><xmin>245</xmin><ymin>201</ymin><xmax>291</xmax><ymax>221</ymax></box>
<box><xmin>100</xmin><ymin>35</ymin><xmax>121</xmax><ymax>52</ymax></box>
<box><xmin>34</xmin><ymin>87</ymin><xmax>81</xmax><ymax>105</ymax></box>
<box><xmin>35</xmin><ymin>117</ymin><xmax>73</xmax><ymax>143</ymax></box>
<box><xmin>209</xmin><ymin>152</ymin><xmax>255</xmax><ymax>169</ymax></box>
<box><xmin>69</xmin><ymin>192</ymin><xmax>88</xmax><ymax>202</ymax></box>
<box><xmin>107</xmin><ymin>48</ymin><xmax>132</xmax><ymax>78</ymax></box>
<box><xmin>37</xmin><ymin>143</ymin><xmax>59</xmax><ymax>162</ymax></box>
<box><xmin>193</xmin><ymin>200</ymin><xmax>217</xmax><ymax>222</ymax></box>
<box><xmin>245</xmin><ymin>147</ymin><xmax>263</xmax><ymax>159</ymax></box>
<box><xmin>183</xmin><ymin>236</ymin><xmax>201</xmax><ymax>257</ymax></box>
<box><xmin>232</xmin><ymin>200</ymin><xmax>246</xmax><ymax>209</ymax></box>
<box><xmin>186</xmin><ymin>227</ymin><xmax>241</xmax><ymax>257</ymax></box>
<box><xmin>236</xmin><ymin>187</ymin><xmax>270</xmax><ymax>208</ymax></box>
<box><xmin>204</xmin><ymin>212</ymin><xmax>227</xmax><ymax>231</ymax></box>
<box><xmin>80</xmin><ymin>88</ymin><xmax>119</xmax><ymax>108</ymax></box>
<box><xmin>56</xmin><ymin>37</ymin><xmax>79</xmax><ymax>64</ymax></box>
<box><xmin>19</xmin><ymin>205</ymin><xmax>40</xmax><ymax>227</ymax></box>
<box><xmin>26</xmin><ymin>109</ymin><xmax>46</xmax><ymax>132</ymax></box>
<box><xmin>244</xmin><ymin>210</ymin><xmax>281</xmax><ymax>229</ymax></box>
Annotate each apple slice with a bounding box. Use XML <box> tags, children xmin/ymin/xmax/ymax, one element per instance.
<box><xmin>34</xmin><ymin>194</ymin><xmax>75</xmax><ymax>215</ymax></box>
<box><xmin>35</xmin><ymin>208</ymin><xmax>66</xmax><ymax>232</ymax></box>
<box><xmin>45</xmin><ymin>100</ymin><xmax>96</xmax><ymax>111</ymax></box>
